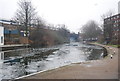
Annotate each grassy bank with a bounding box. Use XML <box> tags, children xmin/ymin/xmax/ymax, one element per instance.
<box><xmin>92</xmin><ymin>42</ymin><xmax>120</xmax><ymax>48</ymax></box>
<box><xmin>107</xmin><ymin>44</ymin><xmax>120</xmax><ymax>48</ymax></box>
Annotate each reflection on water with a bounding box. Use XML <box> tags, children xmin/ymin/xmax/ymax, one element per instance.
<box><xmin>0</xmin><ymin>43</ymin><xmax>107</xmax><ymax>80</ymax></box>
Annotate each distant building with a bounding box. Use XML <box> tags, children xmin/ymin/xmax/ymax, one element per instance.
<box><xmin>70</xmin><ymin>33</ymin><xmax>79</xmax><ymax>42</ymax></box>
<box><xmin>104</xmin><ymin>13</ymin><xmax>120</xmax><ymax>44</ymax></box>
<box><xmin>0</xmin><ymin>26</ymin><xmax>4</xmax><ymax>45</ymax></box>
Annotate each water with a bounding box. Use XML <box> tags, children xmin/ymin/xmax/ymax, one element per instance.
<box><xmin>0</xmin><ymin>42</ymin><xmax>106</xmax><ymax>80</ymax></box>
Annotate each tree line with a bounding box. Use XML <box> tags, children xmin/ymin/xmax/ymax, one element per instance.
<box><xmin>80</xmin><ymin>20</ymin><xmax>102</xmax><ymax>42</ymax></box>
<box><xmin>80</xmin><ymin>10</ymin><xmax>115</xmax><ymax>44</ymax></box>
<box><xmin>13</xmin><ymin>0</ymin><xmax>70</xmax><ymax>47</ymax></box>
<box><xmin>14</xmin><ymin>0</ymin><xmax>113</xmax><ymax>46</ymax></box>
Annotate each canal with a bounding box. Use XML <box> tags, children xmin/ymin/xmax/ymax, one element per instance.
<box><xmin>0</xmin><ymin>42</ymin><xmax>107</xmax><ymax>80</ymax></box>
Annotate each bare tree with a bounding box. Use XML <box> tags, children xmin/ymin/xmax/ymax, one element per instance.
<box><xmin>101</xmin><ymin>10</ymin><xmax>114</xmax><ymax>30</ymax></box>
<box><xmin>101</xmin><ymin>10</ymin><xmax>114</xmax><ymax>43</ymax></box>
<box><xmin>81</xmin><ymin>20</ymin><xmax>102</xmax><ymax>40</ymax></box>
<box><xmin>14</xmin><ymin>0</ymin><xmax>37</xmax><ymax>37</ymax></box>
<box><xmin>101</xmin><ymin>10</ymin><xmax>114</xmax><ymax>20</ymax></box>
<box><xmin>33</xmin><ymin>17</ymin><xmax>46</xmax><ymax>28</ymax></box>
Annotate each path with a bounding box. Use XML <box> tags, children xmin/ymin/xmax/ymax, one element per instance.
<box><xmin>20</xmin><ymin>44</ymin><xmax>119</xmax><ymax>79</ymax></box>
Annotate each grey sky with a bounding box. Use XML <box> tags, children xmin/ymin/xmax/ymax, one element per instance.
<box><xmin>0</xmin><ymin>0</ymin><xmax>119</xmax><ymax>33</ymax></box>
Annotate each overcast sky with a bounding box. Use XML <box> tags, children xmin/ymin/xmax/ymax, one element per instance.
<box><xmin>0</xmin><ymin>0</ymin><xmax>119</xmax><ymax>33</ymax></box>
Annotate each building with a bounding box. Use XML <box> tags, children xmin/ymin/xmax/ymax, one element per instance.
<box><xmin>103</xmin><ymin>1</ymin><xmax>120</xmax><ymax>45</ymax></box>
<box><xmin>4</xmin><ymin>29</ymin><xmax>20</xmax><ymax>44</ymax></box>
<box><xmin>70</xmin><ymin>33</ymin><xmax>80</xmax><ymax>42</ymax></box>
<box><xmin>104</xmin><ymin>14</ymin><xmax>120</xmax><ymax>44</ymax></box>
<box><xmin>0</xmin><ymin>19</ymin><xmax>30</xmax><ymax>44</ymax></box>
<box><xmin>0</xmin><ymin>26</ymin><xmax>4</xmax><ymax>45</ymax></box>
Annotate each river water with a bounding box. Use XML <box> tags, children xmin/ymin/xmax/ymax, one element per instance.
<box><xmin>0</xmin><ymin>42</ymin><xmax>107</xmax><ymax>80</ymax></box>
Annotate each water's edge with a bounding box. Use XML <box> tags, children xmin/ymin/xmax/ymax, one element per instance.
<box><xmin>15</xmin><ymin>43</ymin><xmax>108</xmax><ymax>80</ymax></box>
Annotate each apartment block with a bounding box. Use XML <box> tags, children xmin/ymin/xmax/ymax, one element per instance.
<box><xmin>104</xmin><ymin>14</ymin><xmax>120</xmax><ymax>44</ymax></box>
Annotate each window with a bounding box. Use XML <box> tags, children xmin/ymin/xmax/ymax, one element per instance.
<box><xmin>117</xmin><ymin>20</ymin><xmax>119</xmax><ymax>23</ymax></box>
<box><xmin>113</xmin><ymin>24</ymin><xmax>116</xmax><ymax>27</ymax></box>
<box><xmin>116</xmin><ymin>24</ymin><xmax>118</xmax><ymax>27</ymax></box>
<box><xmin>1</xmin><ymin>36</ymin><xmax>3</xmax><ymax>43</ymax></box>
<box><xmin>117</xmin><ymin>15</ymin><xmax>119</xmax><ymax>18</ymax></box>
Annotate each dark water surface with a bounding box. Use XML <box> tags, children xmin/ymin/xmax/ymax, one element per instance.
<box><xmin>0</xmin><ymin>43</ymin><xmax>107</xmax><ymax>80</ymax></box>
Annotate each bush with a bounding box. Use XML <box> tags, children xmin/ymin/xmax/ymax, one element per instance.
<box><xmin>29</xmin><ymin>27</ymin><xmax>70</xmax><ymax>48</ymax></box>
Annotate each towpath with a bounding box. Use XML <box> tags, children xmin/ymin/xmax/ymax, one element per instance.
<box><xmin>21</xmin><ymin>44</ymin><xmax>119</xmax><ymax>79</ymax></box>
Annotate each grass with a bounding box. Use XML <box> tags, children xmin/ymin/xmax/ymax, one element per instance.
<box><xmin>90</xmin><ymin>42</ymin><xmax>120</xmax><ymax>48</ymax></box>
<box><xmin>107</xmin><ymin>44</ymin><xmax>120</xmax><ymax>48</ymax></box>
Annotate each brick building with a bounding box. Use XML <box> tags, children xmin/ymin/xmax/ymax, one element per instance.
<box><xmin>104</xmin><ymin>14</ymin><xmax>120</xmax><ymax>44</ymax></box>
<box><xmin>0</xmin><ymin>20</ymin><xmax>30</xmax><ymax>44</ymax></box>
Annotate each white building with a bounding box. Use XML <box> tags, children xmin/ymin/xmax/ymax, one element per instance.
<box><xmin>0</xmin><ymin>26</ymin><xmax>4</xmax><ymax>45</ymax></box>
<box><xmin>118</xmin><ymin>1</ymin><xmax>120</xmax><ymax>13</ymax></box>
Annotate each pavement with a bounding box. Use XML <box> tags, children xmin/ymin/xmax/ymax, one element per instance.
<box><xmin>20</xmin><ymin>44</ymin><xmax>119</xmax><ymax>79</ymax></box>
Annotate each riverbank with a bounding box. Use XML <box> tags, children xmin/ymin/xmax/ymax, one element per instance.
<box><xmin>0</xmin><ymin>44</ymin><xmax>29</xmax><ymax>51</ymax></box>
<box><xmin>18</xmin><ymin>43</ymin><xmax>118</xmax><ymax>79</ymax></box>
